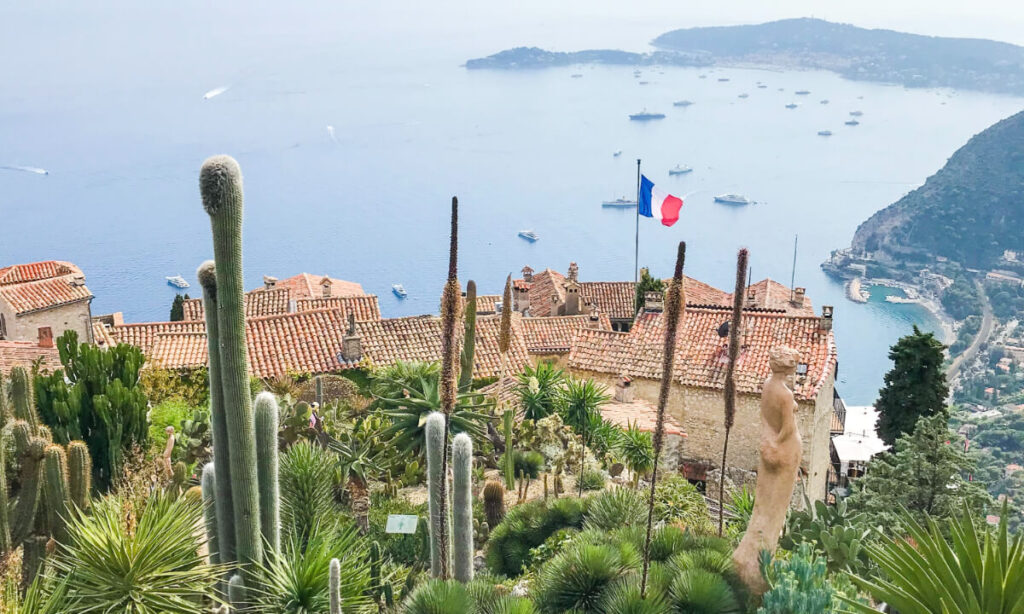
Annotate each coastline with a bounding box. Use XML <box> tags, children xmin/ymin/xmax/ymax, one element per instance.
<box><xmin>855</xmin><ymin>278</ymin><xmax>956</xmax><ymax>345</ymax></box>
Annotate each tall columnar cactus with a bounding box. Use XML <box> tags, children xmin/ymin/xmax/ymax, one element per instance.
<box><xmin>502</xmin><ymin>409</ymin><xmax>515</xmax><ymax>490</ymax></box>
<box><xmin>11</xmin><ymin>438</ymin><xmax>45</xmax><ymax>545</ymax></box>
<box><xmin>641</xmin><ymin>242</ymin><xmax>686</xmax><ymax>598</ymax></box>
<box><xmin>21</xmin><ymin>535</ymin><xmax>47</xmax><ymax>589</ymax></box>
<box><xmin>451</xmin><ymin>433</ymin><xmax>474</xmax><ymax>582</ymax></box>
<box><xmin>719</xmin><ymin>248</ymin><xmax>748</xmax><ymax>536</ymax></box>
<box><xmin>0</xmin><ymin>437</ymin><xmax>10</xmax><ymax>555</ymax></box>
<box><xmin>254</xmin><ymin>392</ymin><xmax>280</xmax><ymax>556</ymax></box>
<box><xmin>201</xmin><ymin>463</ymin><xmax>220</xmax><ymax>565</ymax></box>
<box><xmin>67</xmin><ymin>441</ymin><xmax>91</xmax><ymax>511</ymax></box>
<box><xmin>315</xmin><ymin>376</ymin><xmax>324</xmax><ymax>407</ymax></box>
<box><xmin>482</xmin><ymin>481</ymin><xmax>505</xmax><ymax>530</ymax></box>
<box><xmin>9</xmin><ymin>367</ymin><xmax>38</xmax><ymax>431</ymax></box>
<box><xmin>330</xmin><ymin>557</ymin><xmax>342</xmax><ymax>614</ymax></box>
<box><xmin>459</xmin><ymin>280</ymin><xmax>477</xmax><ymax>391</ymax></box>
<box><xmin>43</xmin><ymin>445</ymin><xmax>71</xmax><ymax>544</ymax></box>
<box><xmin>425</xmin><ymin>411</ymin><xmax>448</xmax><ymax>578</ymax></box>
<box><xmin>0</xmin><ymin>370</ymin><xmax>7</xmax><ymax>427</ymax></box>
<box><xmin>200</xmin><ymin>155</ymin><xmax>263</xmax><ymax>575</ymax></box>
<box><xmin>198</xmin><ymin>260</ymin><xmax>235</xmax><ymax>566</ymax></box>
<box><xmin>227</xmin><ymin>574</ymin><xmax>246</xmax><ymax>610</ymax></box>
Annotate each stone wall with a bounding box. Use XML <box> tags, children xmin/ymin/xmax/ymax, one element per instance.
<box><xmin>572</xmin><ymin>368</ymin><xmax>835</xmax><ymax>502</ymax></box>
<box><xmin>0</xmin><ymin>300</ymin><xmax>93</xmax><ymax>344</ymax></box>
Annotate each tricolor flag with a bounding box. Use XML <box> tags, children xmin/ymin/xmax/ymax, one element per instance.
<box><xmin>638</xmin><ymin>175</ymin><xmax>683</xmax><ymax>227</ymax></box>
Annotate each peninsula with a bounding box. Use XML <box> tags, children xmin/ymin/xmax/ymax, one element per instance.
<box><xmin>467</xmin><ymin>18</ymin><xmax>1024</xmax><ymax>96</ymax></box>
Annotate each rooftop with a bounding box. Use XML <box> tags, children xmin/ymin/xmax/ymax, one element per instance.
<box><xmin>601</xmin><ymin>398</ymin><xmax>687</xmax><ymax>437</ymax></box>
<box><xmin>295</xmin><ymin>295</ymin><xmax>382</xmax><ymax>322</ymax></box>
<box><xmin>0</xmin><ymin>261</ymin><xmax>93</xmax><ymax>315</ymax></box>
<box><xmin>262</xmin><ymin>273</ymin><xmax>365</xmax><ymax>299</ymax></box>
<box><xmin>521</xmin><ymin>312</ymin><xmax>612</xmax><ymax>353</ymax></box>
<box><xmin>182</xmin><ymin>288</ymin><xmax>293</xmax><ymax>321</ymax></box>
<box><xmin>0</xmin><ymin>340</ymin><xmax>61</xmax><ymax>373</ymax></box>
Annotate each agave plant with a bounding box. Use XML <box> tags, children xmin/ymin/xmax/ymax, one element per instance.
<box><xmin>280</xmin><ymin>441</ymin><xmax>337</xmax><ymax>547</ymax></box>
<box><xmin>844</xmin><ymin>505</ymin><xmax>1024</xmax><ymax>614</ymax></box>
<box><xmin>52</xmin><ymin>491</ymin><xmax>225</xmax><ymax>613</ymax></box>
<box><xmin>329</xmin><ymin>421</ymin><xmax>386</xmax><ymax>533</ymax></box>
<box><xmin>256</xmin><ymin>521</ymin><xmax>372</xmax><ymax>614</ymax></box>
<box><xmin>515</xmin><ymin>363</ymin><xmax>566</xmax><ymax>421</ymax></box>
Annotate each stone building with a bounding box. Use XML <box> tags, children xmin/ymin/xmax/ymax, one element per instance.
<box><xmin>0</xmin><ymin>261</ymin><xmax>94</xmax><ymax>345</ymax></box>
<box><xmin>566</xmin><ymin>291</ymin><xmax>843</xmax><ymax>502</ymax></box>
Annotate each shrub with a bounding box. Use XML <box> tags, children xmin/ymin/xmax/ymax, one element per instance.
<box><xmin>618</xmin><ymin>422</ymin><xmax>654</xmax><ymax>485</ymax></box>
<box><xmin>579</xmin><ymin>469</ymin><xmax>606</xmax><ymax>491</ymax></box>
<box><xmin>668</xmin><ymin>568</ymin><xmax>741</xmax><ymax>614</ymax></box>
<box><xmin>403</xmin><ymin>579</ymin><xmax>474</xmax><ymax>614</ymax></box>
<box><xmin>280</xmin><ymin>441</ymin><xmax>337</xmax><ymax>544</ymax></box>
<box><xmin>485</xmin><ymin>497</ymin><xmax>588</xmax><ymax>577</ymax></box>
<box><xmin>139</xmin><ymin>367</ymin><xmax>209</xmax><ymax>407</ymax></box>
<box><xmin>368</xmin><ymin>492</ymin><xmax>428</xmax><ymax>567</ymax></box>
<box><xmin>147</xmin><ymin>398</ymin><xmax>193</xmax><ymax>454</ymax></box>
<box><xmin>515</xmin><ymin>363</ymin><xmax>565</xmax><ymax>421</ymax></box>
<box><xmin>600</xmin><ymin>578</ymin><xmax>670</xmax><ymax>614</ymax></box>
<box><xmin>653</xmin><ymin>473</ymin><xmax>714</xmax><ymax>534</ymax></box>
<box><xmin>584</xmin><ymin>488</ymin><xmax>646</xmax><ymax>531</ymax></box>
<box><xmin>513</xmin><ymin>450</ymin><xmax>545</xmax><ymax>479</ymax></box>
<box><xmin>531</xmin><ymin>541</ymin><xmax>639</xmax><ymax>614</ymax></box>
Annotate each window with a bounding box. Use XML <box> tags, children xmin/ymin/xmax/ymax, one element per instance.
<box><xmin>0</xmin><ymin>313</ymin><xmax>5</xmax><ymax>339</ymax></box>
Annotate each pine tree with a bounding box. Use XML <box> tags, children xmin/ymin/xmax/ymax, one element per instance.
<box><xmin>875</xmin><ymin>325</ymin><xmax>949</xmax><ymax>446</ymax></box>
<box><xmin>633</xmin><ymin>267</ymin><xmax>665</xmax><ymax>314</ymax></box>
<box><xmin>169</xmin><ymin>293</ymin><xmax>189</xmax><ymax>321</ymax></box>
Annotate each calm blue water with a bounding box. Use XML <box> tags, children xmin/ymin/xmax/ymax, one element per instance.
<box><xmin>2</xmin><ymin>3</ymin><xmax>1022</xmax><ymax>405</ymax></box>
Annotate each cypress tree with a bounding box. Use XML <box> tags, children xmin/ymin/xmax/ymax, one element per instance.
<box><xmin>876</xmin><ymin>325</ymin><xmax>949</xmax><ymax>446</ymax></box>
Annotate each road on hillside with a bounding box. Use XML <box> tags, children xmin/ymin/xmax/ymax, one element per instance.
<box><xmin>947</xmin><ymin>279</ymin><xmax>994</xmax><ymax>382</ymax></box>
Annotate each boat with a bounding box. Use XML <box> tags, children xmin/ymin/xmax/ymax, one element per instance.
<box><xmin>629</xmin><ymin>111</ymin><xmax>666</xmax><ymax>121</ymax></box>
<box><xmin>518</xmin><ymin>230</ymin><xmax>540</xmax><ymax>242</ymax></box>
<box><xmin>638</xmin><ymin>81</ymin><xmax>649</xmax><ymax>85</ymax></box>
<box><xmin>613</xmin><ymin>150</ymin><xmax>622</xmax><ymax>157</ymax></box>
<box><xmin>668</xmin><ymin>165</ymin><xmax>693</xmax><ymax>175</ymax></box>
<box><xmin>738</xmin><ymin>93</ymin><xmax>749</xmax><ymax>99</ymax></box>
<box><xmin>698</xmin><ymin>74</ymin><xmax>707</xmax><ymax>79</ymax></box>
<box><xmin>571</xmin><ymin>73</ymin><xmax>583</xmax><ymax>78</ymax></box>
<box><xmin>820</xmin><ymin>99</ymin><xmax>829</xmax><ymax>104</ymax></box>
<box><xmin>672</xmin><ymin>100</ymin><xmax>694</xmax><ymax>107</ymax></box>
<box><xmin>849</xmin><ymin>110</ymin><xmax>863</xmax><ymax>116</ymax></box>
<box><xmin>817</xmin><ymin>130</ymin><xmax>833</xmax><ymax>136</ymax></box>
<box><xmin>602</xmin><ymin>198</ymin><xmax>637</xmax><ymax>208</ymax></box>
<box><xmin>166</xmin><ymin>275</ymin><xmax>190</xmax><ymax>289</ymax></box>
<box><xmin>717</xmin><ymin>77</ymin><xmax>730</xmax><ymax>82</ymax></box>
<box><xmin>795</xmin><ymin>90</ymin><xmax>810</xmax><ymax>95</ymax></box>
<box><xmin>844</xmin><ymin>119</ymin><xmax>860</xmax><ymax>126</ymax></box>
<box><xmin>633</xmin><ymin>70</ymin><xmax>642</xmax><ymax>76</ymax></box>
<box><xmin>714</xmin><ymin>194</ymin><xmax>752</xmax><ymax>205</ymax></box>
<box><xmin>757</xmin><ymin>84</ymin><xmax>768</xmax><ymax>89</ymax></box>
<box><xmin>785</xmin><ymin>103</ymin><xmax>798</xmax><ymax>109</ymax></box>
<box><xmin>392</xmin><ymin>284</ymin><xmax>408</xmax><ymax>298</ymax></box>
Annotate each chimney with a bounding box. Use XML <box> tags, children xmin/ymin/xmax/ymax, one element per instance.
<box><xmin>342</xmin><ymin>313</ymin><xmax>362</xmax><ymax>361</ymax></box>
<box><xmin>644</xmin><ymin>290</ymin><xmax>664</xmax><ymax>313</ymax></box>
<box><xmin>614</xmin><ymin>374</ymin><xmax>633</xmax><ymax>403</ymax></box>
<box><xmin>263</xmin><ymin>276</ymin><xmax>278</xmax><ymax>290</ymax></box>
<box><xmin>588</xmin><ymin>303</ymin><xmax>600</xmax><ymax>325</ymax></box>
<box><xmin>819</xmin><ymin>305</ymin><xmax>834</xmax><ymax>331</ymax></box>
<box><xmin>567</xmin><ymin>262</ymin><xmax>579</xmax><ymax>282</ymax></box>
<box><xmin>38</xmin><ymin>327</ymin><xmax>53</xmax><ymax>348</ymax></box>
<box><xmin>69</xmin><ymin>275</ymin><xmax>86</xmax><ymax>287</ymax></box>
<box><xmin>746</xmin><ymin>289</ymin><xmax>758</xmax><ymax>308</ymax></box>
<box><xmin>792</xmin><ymin>287</ymin><xmax>806</xmax><ymax>306</ymax></box>
<box><xmin>522</xmin><ymin>266</ymin><xmax>534</xmax><ymax>283</ymax></box>
<box><xmin>565</xmin><ymin>279</ymin><xmax>580</xmax><ymax>315</ymax></box>
<box><xmin>321</xmin><ymin>278</ymin><xmax>332</xmax><ymax>298</ymax></box>
<box><xmin>514</xmin><ymin>283</ymin><xmax>530</xmax><ymax>313</ymax></box>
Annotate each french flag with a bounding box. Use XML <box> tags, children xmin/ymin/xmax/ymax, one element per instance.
<box><xmin>638</xmin><ymin>174</ymin><xmax>683</xmax><ymax>227</ymax></box>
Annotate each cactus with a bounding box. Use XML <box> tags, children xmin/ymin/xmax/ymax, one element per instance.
<box><xmin>200</xmin><ymin>155</ymin><xmax>263</xmax><ymax>574</ymax></box>
<box><xmin>425</xmin><ymin>411</ymin><xmax>448</xmax><ymax>578</ymax></box>
<box><xmin>21</xmin><ymin>535</ymin><xmax>47</xmax><ymax>589</ymax></box>
<box><xmin>9</xmin><ymin>367</ymin><xmax>38</xmax><ymax>431</ymax></box>
<box><xmin>482</xmin><ymin>481</ymin><xmax>505</xmax><ymax>530</ymax></box>
<box><xmin>330</xmin><ymin>557</ymin><xmax>342</xmax><ymax>614</ymax></box>
<box><xmin>502</xmin><ymin>410</ymin><xmax>515</xmax><ymax>490</ymax></box>
<box><xmin>201</xmin><ymin>463</ymin><xmax>220</xmax><ymax>565</ymax></box>
<box><xmin>315</xmin><ymin>376</ymin><xmax>324</xmax><ymax>407</ymax></box>
<box><xmin>11</xmin><ymin>438</ymin><xmax>45</xmax><ymax>545</ymax></box>
<box><xmin>0</xmin><ymin>436</ymin><xmax>10</xmax><ymax>555</ymax></box>
<box><xmin>452</xmin><ymin>433</ymin><xmax>474</xmax><ymax>582</ymax></box>
<box><xmin>198</xmin><ymin>260</ymin><xmax>236</xmax><ymax>566</ymax></box>
<box><xmin>67</xmin><ymin>441</ymin><xmax>91</xmax><ymax>510</ymax></box>
<box><xmin>42</xmin><ymin>445</ymin><xmax>71</xmax><ymax>544</ymax></box>
<box><xmin>459</xmin><ymin>280</ymin><xmax>477</xmax><ymax>391</ymax></box>
<box><xmin>227</xmin><ymin>573</ymin><xmax>246</xmax><ymax>610</ymax></box>
<box><xmin>254</xmin><ymin>392</ymin><xmax>280</xmax><ymax>557</ymax></box>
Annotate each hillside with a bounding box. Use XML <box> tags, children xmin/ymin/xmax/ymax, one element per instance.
<box><xmin>850</xmin><ymin>110</ymin><xmax>1024</xmax><ymax>268</ymax></box>
<box><xmin>468</xmin><ymin>18</ymin><xmax>1024</xmax><ymax>95</ymax></box>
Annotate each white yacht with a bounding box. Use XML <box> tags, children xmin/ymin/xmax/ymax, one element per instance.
<box><xmin>166</xmin><ymin>275</ymin><xmax>189</xmax><ymax>289</ymax></box>
<box><xmin>714</xmin><ymin>194</ymin><xmax>752</xmax><ymax>206</ymax></box>
<box><xmin>392</xmin><ymin>284</ymin><xmax>408</xmax><ymax>298</ymax></box>
<box><xmin>518</xmin><ymin>230</ymin><xmax>540</xmax><ymax>242</ymax></box>
<box><xmin>818</xmin><ymin>130</ymin><xmax>833</xmax><ymax>136</ymax></box>
<box><xmin>602</xmin><ymin>198</ymin><xmax>637</xmax><ymax>208</ymax></box>
<box><xmin>668</xmin><ymin>165</ymin><xmax>693</xmax><ymax>175</ymax></box>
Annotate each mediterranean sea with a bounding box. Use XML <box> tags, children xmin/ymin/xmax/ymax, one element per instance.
<box><xmin>2</xmin><ymin>2</ymin><xmax>1022</xmax><ymax>405</ymax></box>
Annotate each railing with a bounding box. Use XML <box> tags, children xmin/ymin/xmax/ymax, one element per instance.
<box><xmin>831</xmin><ymin>389</ymin><xmax>847</xmax><ymax>435</ymax></box>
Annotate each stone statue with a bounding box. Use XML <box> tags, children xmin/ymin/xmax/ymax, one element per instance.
<box><xmin>732</xmin><ymin>346</ymin><xmax>803</xmax><ymax>593</ymax></box>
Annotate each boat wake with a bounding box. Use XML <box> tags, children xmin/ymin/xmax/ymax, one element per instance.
<box><xmin>326</xmin><ymin>125</ymin><xmax>338</xmax><ymax>143</ymax></box>
<box><xmin>203</xmin><ymin>85</ymin><xmax>231</xmax><ymax>100</ymax></box>
<box><xmin>0</xmin><ymin>165</ymin><xmax>48</xmax><ymax>175</ymax></box>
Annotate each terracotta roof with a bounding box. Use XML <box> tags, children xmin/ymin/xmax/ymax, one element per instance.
<box><xmin>0</xmin><ymin>341</ymin><xmax>61</xmax><ymax>373</ymax></box>
<box><xmin>107</xmin><ymin>321</ymin><xmax>207</xmax><ymax>355</ymax></box>
<box><xmin>683</xmin><ymin>276</ymin><xmax>731</xmax><ymax>307</ymax></box>
<box><xmin>521</xmin><ymin>313</ymin><xmax>612</xmax><ymax>353</ymax></box>
<box><xmin>0</xmin><ymin>261</ymin><xmax>80</xmax><ymax>286</ymax></box>
<box><xmin>479</xmin><ymin>375</ymin><xmax>520</xmax><ymax>409</ymax></box>
<box><xmin>148</xmin><ymin>332</ymin><xmax>208</xmax><ymax>370</ymax></box>
<box><xmin>579</xmin><ymin>282</ymin><xmax>636</xmax><ymax>320</ymax></box>
<box><xmin>525</xmin><ymin>269</ymin><xmax>566</xmax><ymax>317</ymax></box>
<box><xmin>736</xmin><ymin>279</ymin><xmax>816</xmax><ymax>316</ymax></box>
<box><xmin>568</xmin><ymin>307</ymin><xmax>836</xmax><ymax>401</ymax></box>
<box><xmin>602</xmin><ymin>399</ymin><xmax>687</xmax><ymax>437</ymax></box>
<box><xmin>263</xmin><ymin>273</ymin><xmax>365</xmax><ymax>299</ymax></box>
<box><xmin>182</xmin><ymin>288</ymin><xmax>293</xmax><ymax>321</ymax></box>
<box><xmin>0</xmin><ymin>276</ymin><xmax>93</xmax><ymax>315</ymax></box>
<box><xmin>245</xmin><ymin>309</ymin><xmax>349</xmax><ymax>378</ymax></box>
<box><xmin>295</xmin><ymin>295</ymin><xmax>381</xmax><ymax>321</ymax></box>
<box><xmin>475</xmin><ymin>295</ymin><xmax>501</xmax><ymax>314</ymax></box>
<box><xmin>92</xmin><ymin>320</ymin><xmax>117</xmax><ymax>347</ymax></box>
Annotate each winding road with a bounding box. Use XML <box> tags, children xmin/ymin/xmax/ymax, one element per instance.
<box><xmin>946</xmin><ymin>279</ymin><xmax>994</xmax><ymax>381</ymax></box>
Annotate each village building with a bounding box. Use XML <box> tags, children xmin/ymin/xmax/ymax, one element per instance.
<box><xmin>0</xmin><ymin>260</ymin><xmax>94</xmax><ymax>346</ymax></box>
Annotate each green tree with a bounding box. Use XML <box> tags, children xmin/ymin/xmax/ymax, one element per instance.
<box><xmin>846</xmin><ymin>411</ymin><xmax>992</xmax><ymax>529</ymax></box>
<box><xmin>633</xmin><ymin>267</ymin><xmax>665</xmax><ymax>315</ymax></box>
<box><xmin>169</xmin><ymin>293</ymin><xmax>189</xmax><ymax>322</ymax></box>
<box><xmin>875</xmin><ymin>325</ymin><xmax>949</xmax><ymax>446</ymax></box>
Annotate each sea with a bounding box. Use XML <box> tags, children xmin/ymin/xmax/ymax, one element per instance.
<box><xmin>2</xmin><ymin>2</ymin><xmax>1023</xmax><ymax>405</ymax></box>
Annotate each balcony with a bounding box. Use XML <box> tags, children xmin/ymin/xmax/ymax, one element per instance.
<box><xmin>831</xmin><ymin>389</ymin><xmax>847</xmax><ymax>435</ymax></box>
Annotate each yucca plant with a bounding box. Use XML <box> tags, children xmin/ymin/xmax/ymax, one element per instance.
<box><xmin>619</xmin><ymin>422</ymin><xmax>655</xmax><ymax>488</ymax></box>
<box><xmin>52</xmin><ymin>491</ymin><xmax>225</xmax><ymax>613</ymax></box>
<box><xmin>843</xmin><ymin>505</ymin><xmax>1024</xmax><ymax>614</ymax></box>
<box><xmin>584</xmin><ymin>488</ymin><xmax>647</xmax><ymax>532</ymax></box>
<box><xmin>329</xmin><ymin>426</ymin><xmax>385</xmax><ymax>533</ymax></box>
<box><xmin>280</xmin><ymin>441</ymin><xmax>336</xmax><ymax>548</ymax></box>
<box><xmin>256</xmin><ymin>521</ymin><xmax>372</xmax><ymax>614</ymax></box>
<box><xmin>515</xmin><ymin>363</ymin><xmax>566</xmax><ymax>421</ymax></box>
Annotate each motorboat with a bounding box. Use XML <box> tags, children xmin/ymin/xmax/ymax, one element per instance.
<box><xmin>668</xmin><ymin>164</ymin><xmax>693</xmax><ymax>175</ymax></box>
<box><xmin>601</xmin><ymin>198</ymin><xmax>637</xmax><ymax>208</ymax></box>
<box><xmin>817</xmin><ymin>130</ymin><xmax>833</xmax><ymax>136</ymax></box>
<box><xmin>392</xmin><ymin>284</ymin><xmax>408</xmax><ymax>298</ymax></box>
<box><xmin>166</xmin><ymin>275</ymin><xmax>189</xmax><ymax>289</ymax></box>
<box><xmin>714</xmin><ymin>194</ymin><xmax>752</xmax><ymax>205</ymax></box>
<box><xmin>518</xmin><ymin>230</ymin><xmax>540</xmax><ymax>241</ymax></box>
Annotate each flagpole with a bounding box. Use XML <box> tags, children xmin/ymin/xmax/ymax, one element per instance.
<box><xmin>634</xmin><ymin>158</ymin><xmax>641</xmax><ymax>283</ymax></box>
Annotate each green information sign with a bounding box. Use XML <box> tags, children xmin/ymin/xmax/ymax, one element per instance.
<box><xmin>385</xmin><ymin>514</ymin><xmax>419</xmax><ymax>534</ymax></box>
